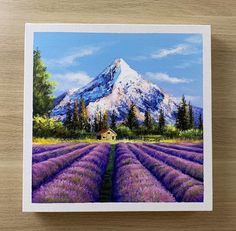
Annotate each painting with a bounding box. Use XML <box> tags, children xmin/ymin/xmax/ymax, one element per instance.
<box><xmin>23</xmin><ymin>24</ymin><xmax>212</xmax><ymax>211</ymax></box>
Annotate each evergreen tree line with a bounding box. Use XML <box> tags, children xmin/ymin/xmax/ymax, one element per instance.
<box><xmin>62</xmin><ymin>100</ymin><xmax>169</xmax><ymax>135</ymax></box>
<box><xmin>176</xmin><ymin>95</ymin><xmax>203</xmax><ymax>131</ymax></box>
<box><xmin>63</xmin><ymin>97</ymin><xmax>116</xmax><ymax>133</ymax></box>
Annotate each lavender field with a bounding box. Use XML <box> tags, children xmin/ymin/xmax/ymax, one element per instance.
<box><xmin>32</xmin><ymin>142</ymin><xmax>203</xmax><ymax>203</ymax></box>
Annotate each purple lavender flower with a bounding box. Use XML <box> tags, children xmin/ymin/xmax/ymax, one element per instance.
<box><xmin>158</xmin><ymin>143</ymin><xmax>203</xmax><ymax>153</ymax></box>
<box><xmin>127</xmin><ymin>143</ymin><xmax>203</xmax><ymax>202</ymax></box>
<box><xmin>33</xmin><ymin>143</ymin><xmax>111</xmax><ymax>203</ymax></box>
<box><xmin>144</xmin><ymin>143</ymin><xmax>203</xmax><ymax>164</ymax></box>
<box><xmin>32</xmin><ymin>143</ymin><xmax>71</xmax><ymax>154</ymax></box>
<box><xmin>113</xmin><ymin>143</ymin><xmax>175</xmax><ymax>202</ymax></box>
<box><xmin>32</xmin><ymin>143</ymin><xmax>88</xmax><ymax>164</ymax></box>
<box><xmin>180</xmin><ymin>143</ymin><xmax>203</xmax><ymax>149</ymax></box>
<box><xmin>32</xmin><ymin>144</ymin><xmax>98</xmax><ymax>189</ymax></box>
<box><xmin>134</xmin><ymin>144</ymin><xmax>203</xmax><ymax>181</ymax></box>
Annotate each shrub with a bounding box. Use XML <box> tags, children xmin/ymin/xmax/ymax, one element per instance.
<box><xmin>115</xmin><ymin>125</ymin><xmax>134</xmax><ymax>139</ymax></box>
<box><xmin>164</xmin><ymin>125</ymin><xmax>179</xmax><ymax>138</ymax></box>
<box><xmin>71</xmin><ymin>129</ymin><xmax>96</xmax><ymax>139</ymax></box>
<box><xmin>33</xmin><ymin>116</ymin><xmax>66</xmax><ymax>138</ymax></box>
<box><xmin>179</xmin><ymin>129</ymin><xmax>203</xmax><ymax>140</ymax></box>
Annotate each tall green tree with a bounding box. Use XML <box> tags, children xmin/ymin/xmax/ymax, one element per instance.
<box><xmin>144</xmin><ymin>109</ymin><xmax>152</xmax><ymax>130</ymax></box>
<box><xmin>93</xmin><ymin>112</ymin><xmax>99</xmax><ymax>132</ymax></box>
<box><xmin>176</xmin><ymin>95</ymin><xmax>189</xmax><ymax>131</ymax></box>
<box><xmin>111</xmin><ymin>110</ymin><xmax>117</xmax><ymax>129</ymax></box>
<box><xmin>64</xmin><ymin>106</ymin><xmax>72</xmax><ymax>130</ymax></box>
<box><xmin>86</xmin><ymin>118</ymin><xmax>91</xmax><ymax>132</ymax></box>
<box><xmin>98</xmin><ymin>111</ymin><xmax>102</xmax><ymax>131</ymax></box>
<box><xmin>198</xmin><ymin>113</ymin><xmax>203</xmax><ymax>130</ymax></box>
<box><xmin>101</xmin><ymin>111</ymin><xmax>109</xmax><ymax>129</ymax></box>
<box><xmin>188</xmin><ymin>101</ymin><xmax>194</xmax><ymax>129</ymax></box>
<box><xmin>158</xmin><ymin>109</ymin><xmax>165</xmax><ymax>134</ymax></box>
<box><xmin>78</xmin><ymin>97</ymin><xmax>88</xmax><ymax>130</ymax></box>
<box><xmin>72</xmin><ymin>99</ymin><xmax>79</xmax><ymax>130</ymax></box>
<box><xmin>33</xmin><ymin>49</ymin><xmax>55</xmax><ymax>116</ymax></box>
<box><xmin>126</xmin><ymin>103</ymin><xmax>138</xmax><ymax>129</ymax></box>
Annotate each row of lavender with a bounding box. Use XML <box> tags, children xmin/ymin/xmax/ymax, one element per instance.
<box><xmin>33</xmin><ymin>143</ymin><xmax>111</xmax><ymax>202</ymax></box>
<box><xmin>113</xmin><ymin>143</ymin><xmax>203</xmax><ymax>202</ymax></box>
<box><xmin>32</xmin><ymin>142</ymin><xmax>203</xmax><ymax>203</ymax></box>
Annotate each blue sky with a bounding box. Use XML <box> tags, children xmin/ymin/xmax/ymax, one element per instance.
<box><xmin>34</xmin><ymin>32</ymin><xmax>203</xmax><ymax>107</ymax></box>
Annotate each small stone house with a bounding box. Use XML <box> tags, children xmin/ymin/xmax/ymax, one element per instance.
<box><xmin>96</xmin><ymin>128</ymin><xmax>117</xmax><ymax>141</ymax></box>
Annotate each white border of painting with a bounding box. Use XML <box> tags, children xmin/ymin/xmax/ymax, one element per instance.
<box><xmin>23</xmin><ymin>24</ymin><xmax>212</xmax><ymax>212</ymax></box>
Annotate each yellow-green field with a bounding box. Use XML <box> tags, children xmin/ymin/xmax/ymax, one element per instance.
<box><xmin>33</xmin><ymin>137</ymin><xmax>203</xmax><ymax>145</ymax></box>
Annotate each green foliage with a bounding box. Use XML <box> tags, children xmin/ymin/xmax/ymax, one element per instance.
<box><xmin>188</xmin><ymin>102</ymin><xmax>194</xmax><ymax>129</ymax></box>
<box><xmin>126</xmin><ymin>103</ymin><xmax>139</xmax><ymax>129</ymax></box>
<box><xmin>33</xmin><ymin>49</ymin><xmax>55</xmax><ymax>116</ymax></box>
<box><xmin>64</xmin><ymin>107</ymin><xmax>73</xmax><ymax>130</ymax></box>
<box><xmin>198</xmin><ymin>113</ymin><xmax>203</xmax><ymax>130</ymax></box>
<box><xmin>158</xmin><ymin>109</ymin><xmax>165</xmax><ymax>134</ymax></box>
<box><xmin>110</xmin><ymin>110</ymin><xmax>117</xmax><ymax>129</ymax></box>
<box><xmin>69</xmin><ymin>129</ymin><xmax>96</xmax><ymax>139</ymax></box>
<box><xmin>33</xmin><ymin>116</ymin><xmax>66</xmax><ymax>138</ymax></box>
<box><xmin>116</xmin><ymin>125</ymin><xmax>134</xmax><ymax>139</ymax></box>
<box><xmin>176</xmin><ymin>96</ymin><xmax>197</xmax><ymax>131</ymax></box>
<box><xmin>163</xmin><ymin>125</ymin><xmax>202</xmax><ymax>140</ymax></box>
<box><xmin>101</xmin><ymin>111</ymin><xmax>109</xmax><ymax>129</ymax></box>
<box><xmin>176</xmin><ymin>95</ymin><xmax>189</xmax><ymax>130</ymax></box>
<box><xmin>144</xmin><ymin>109</ymin><xmax>152</xmax><ymax>129</ymax></box>
<box><xmin>78</xmin><ymin>97</ymin><xmax>88</xmax><ymax>130</ymax></box>
<box><xmin>72</xmin><ymin>99</ymin><xmax>79</xmax><ymax>130</ymax></box>
<box><xmin>93</xmin><ymin>112</ymin><xmax>99</xmax><ymax>132</ymax></box>
<box><xmin>135</xmin><ymin>125</ymin><xmax>148</xmax><ymax>135</ymax></box>
<box><xmin>141</xmin><ymin>134</ymin><xmax>162</xmax><ymax>142</ymax></box>
<box><xmin>179</xmin><ymin>129</ymin><xmax>203</xmax><ymax>140</ymax></box>
<box><xmin>98</xmin><ymin>111</ymin><xmax>103</xmax><ymax>131</ymax></box>
<box><xmin>163</xmin><ymin>125</ymin><xmax>179</xmax><ymax>138</ymax></box>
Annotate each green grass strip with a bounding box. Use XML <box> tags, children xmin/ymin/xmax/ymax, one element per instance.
<box><xmin>99</xmin><ymin>144</ymin><xmax>115</xmax><ymax>202</ymax></box>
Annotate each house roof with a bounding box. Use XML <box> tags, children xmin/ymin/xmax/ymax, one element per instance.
<box><xmin>97</xmin><ymin>128</ymin><xmax>117</xmax><ymax>135</ymax></box>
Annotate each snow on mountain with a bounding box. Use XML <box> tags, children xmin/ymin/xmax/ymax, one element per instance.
<box><xmin>50</xmin><ymin>58</ymin><xmax>202</xmax><ymax>125</ymax></box>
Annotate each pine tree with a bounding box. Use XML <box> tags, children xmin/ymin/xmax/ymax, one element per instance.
<box><xmin>72</xmin><ymin>99</ymin><xmax>79</xmax><ymax>130</ymax></box>
<box><xmin>158</xmin><ymin>109</ymin><xmax>165</xmax><ymax>134</ymax></box>
<box><xmin>78</xmin><ymin>97</ymin><xmax>88</xmax><ymax>130</ymax></box>
<box><xmin>198</xmin><ymin>113</ymin><xmax>203</xmax><ymax>130</ymax></box>
<box><xmin>188</xmin><ymin>101</ymin><xmax>194</xmax><ymax>129</ymax></box>
<box><xmin>126</xmin><ymin>103</ymin><xmax>138</xmax><ymax>129</ymax></box>
<box><xmin>111</xmin><ymin>110</ymin><xmax>117</xmax><ymax>129</ymax></box>
<box><xmin>101</xmin><ymin>111</ymin><xmax>109</xmax><ymax>129</ymax></box>
<box><xmin>176</xmin><ymin>95</ymin><xmax>189</xmax><ymax>130</ymax></box>
<box><xmin>144</xmin><ymin>109</ymin><xmax>152</xmax><ymax>129</ymax></box>
<box><xmin>98</xmin><ymin>111</ymin><xmax>102</xmax><ymax>131</ymax></box>
<box><xmin>93</xmin><ymin>112</ymin><xmax>99</xmax><ymax>132</ymax></box>
<box><xmin>86</xmin><ymin>118</ymin><xmax>91</xmax><ymax>132</ymax></box>
<box><xmin>33</xmin><ymin>49</ymin><xmax>55</xmax><ymax>116</ymax></box>
<box><xmin>64</xmin><ymin>106</ymin><xmax>72</xmax><ymax>129</ymax></box>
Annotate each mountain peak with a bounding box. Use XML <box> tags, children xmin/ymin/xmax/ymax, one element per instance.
<box><xmin>51</xmin><ymin>58</ymin><xmax>204</xmax><ymax>126</ymax></box>
<box><xmin>107</xmin><ymin>58</ymin><xmax>141</xmax><ymax>84</ymax></box>
<box><xmin>112</xmin><ymin>58</ymin><xmax>131</xmax><ymax>71</ymax></box>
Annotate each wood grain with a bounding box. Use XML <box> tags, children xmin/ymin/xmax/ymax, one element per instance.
<box><xmin>0</xmin><ymin>0</ymin><xmax>236</xmax><ymax>230</ymax></box>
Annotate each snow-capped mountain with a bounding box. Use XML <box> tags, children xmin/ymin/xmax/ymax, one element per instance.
<box><xmin>51</xmin><ymin>58</ymin><xmax>202</xmax><ymax>125</ymax></box>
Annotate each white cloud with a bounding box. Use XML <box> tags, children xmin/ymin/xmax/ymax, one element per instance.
<box><xmin>132</xmin><ymin>36</ymin><xmax>202</xmax><ymax>61</ymax></box>
<box><xmin>185</xmin><ymin>35</ymin><xmax>202</xmax><ymax>44</ymax></box>
<box><xmin>52</xmin><ymin>71</ymin><xmax>94</xmax><ymax>94</ymax></box>
<box><xmin>151</xmin><ymin>44</ymin><xmax>190</xmax><ymax>59</ymax></box>
<box><xmin>46</xmin><ymin>46</ymin><xmax>100</xmax><ymax>67</ymax></box>
<box><xmin>145</xmin><ymin>72</ymin><xmax>192</xmax><ymax>84</ymax></box>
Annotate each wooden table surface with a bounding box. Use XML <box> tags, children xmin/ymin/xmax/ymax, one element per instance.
<box><xmin>0</xmin><ymin>1</ymin><xmax>236</xmax><ymax>230</ymax></box>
